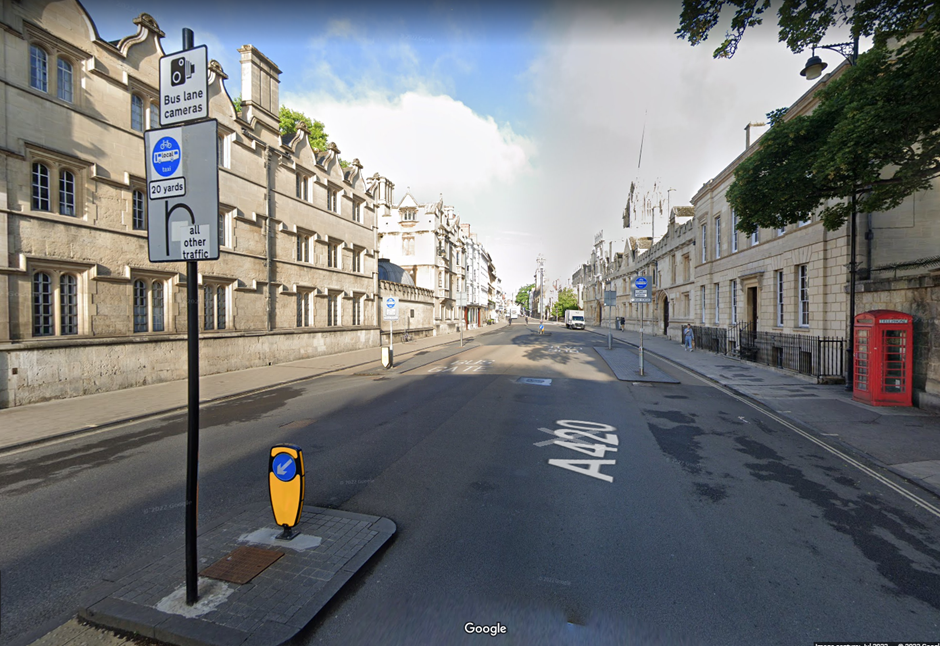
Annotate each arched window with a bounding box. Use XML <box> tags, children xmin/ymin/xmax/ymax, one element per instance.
<box><xmin>59</xmin><ymin>169</ymin><xmax>75</xmax><ymax>216</ymax></box>
<box><xmin>203</xmin><ymin>284</ymin><xmax>229</xmax><ymax>330</ymax></box>
<box><xmin>32</xmin><ymin>162</ymin><xmax>50</xmax><ymax>211</ymax></box>
<box><xmin>132</xmin><ymin>278</ymin><xmax>167</xmax><ymax>332</ymax></box>
<box><xmin>31</xmin><ymin>269</ymin><xmax>83</xmax><ymax>336</ymax></box>
<box><xmin>33</xmin><ymin>272</ymin><xmax>53</xmax><ymax>336</ymax></box>
<box><xmin>60</xmin><ymin>274</ymin><xmax>78</xmax><ymax>335</ymax></box>
<box><xmin>57</xmin><ymin>57</ymin><xmax>73</xmax><ymax>102</ymax></box>
<box><xmin>133</xmin><ymin>279</ymin><xmax>148</xmax><ymax>332</ymax></box>
<box><xmin>297</xmin><ymin>292</ymin><xmax>310</xmax><ymax>327</ymax></box>
<box><xmin>152</xmin><ymin>282</ymin><xmax>165</xmax><ymax>332</ymax></box>
<box><xmin>131</xmin><ymin>94</ymin><xmax>144</xmax><ymax>132</ymax></box>
<box><xmin>216</xmin><ymin>286</ymin><xmax>226</xmax><ymax>330</ymax></box>
<box><xmin>203</xmin><ymin>285</ymin><xmax>214</xmax><ymax>330</ymax></box>
<box><xmin>30</xmin><ymin>45</ymin><xmax>47</xmax><ymax>92</ymax></box>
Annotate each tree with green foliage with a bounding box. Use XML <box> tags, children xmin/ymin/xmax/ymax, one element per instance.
<box><xmin>551</xmin><ymin>288</ymin><xmax>580</xmax><ymax>319</ymax></box>
<box><xmin>279</xmin><ymin>106</ymin><xmax>349</xmax><ymax>169</ymax></box>
<box><xmin>515</xmin><ymin>284</ymin><xmax>535</xmax><ymax>309</ymax></box>
<box><xmin>676</xmin><ymin>1</ymin><xmax>940</xmax><ymax>232</ymax></box>
<box><xmin>676</xmin><ymin>0</ymin><xmax>935</xmax><ymax>60</ymax></box>
<box><xmin>279</xmin><ymin>106</ymin><xmax>329</xmax><ymax>149</ymax></box>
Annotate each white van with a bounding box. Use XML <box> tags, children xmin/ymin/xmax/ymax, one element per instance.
<box><xmin>565</xmin><ymin>310</ymin><xmax>585</xmax><ymax>330</ymax></box>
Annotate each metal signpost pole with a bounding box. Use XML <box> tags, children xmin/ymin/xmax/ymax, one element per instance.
<box><xmin>607</xmin><ymin>302</ymin><xmax>612</xmax><ymax>350</ymax></box>
<box><xmin>181</xmin><ymin>26</ymin><xmax>199</xmax><ymax>608</ymax></box>
<box><xmin>639</xmin><ymin>306</ymin><xmax>645</xmax><ymax>377</ymax></box>
<box><xmin>147</xmin><ymin>26</ymin><xmax>215</xmax><ymax>606</ymax></box>
<box><xmin>633</xmin><ymin>276</ymin><xmax>648</xmax><ymax>377</ymax></box>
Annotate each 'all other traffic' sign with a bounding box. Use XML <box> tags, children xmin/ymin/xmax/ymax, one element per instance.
<box><xmin>144</xmin><ymin>120</ymin><xmax>220</xmax><ymax>262</ymax></box>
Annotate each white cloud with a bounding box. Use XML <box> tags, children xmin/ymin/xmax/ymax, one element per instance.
<box><xmin>282</xmin><ymin>90</ymin><xmax>535</xmax><ymax>197</ymax></box>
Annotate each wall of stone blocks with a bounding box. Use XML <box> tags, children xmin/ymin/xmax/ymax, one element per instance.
<box><xmin>855</xmin><ymin>274</ymin><xmax>940</xmax><ymax>409</ymax></box>
<box><xmin>0</xmin><ymin>326</ymin><xmax>379</xmax><ymax>408</ymax></box>
<box><xmin>378</xmin><ymin>280</ymin><xmax>435</xmax><ymax>341</ymax></box>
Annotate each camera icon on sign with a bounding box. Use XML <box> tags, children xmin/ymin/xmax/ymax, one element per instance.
<box><xmin>170</xmin><ymin>56</ymin><xmax>194</xmax><ymax>86</ymax></box>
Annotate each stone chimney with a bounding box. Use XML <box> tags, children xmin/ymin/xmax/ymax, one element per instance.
<box><xmin>238</xmin><ymin>45</ymin><xmax>281</xmax><ymax>125</ymax></box>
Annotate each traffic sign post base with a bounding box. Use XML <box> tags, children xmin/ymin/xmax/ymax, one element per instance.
<box><xmin>382</xmin><ymin>346</ymin><xmax>394</xmax><ymax>369</ymax></box>
<box><xmin>276</xmin><ymin>524</ymin><xmax>297</xmax><ymax>541</ymax></box>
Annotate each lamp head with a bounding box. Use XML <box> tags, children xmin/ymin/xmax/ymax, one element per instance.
<box><xmin>800</xmin><ymin>54</ymin><xmax>827</xmax><ymax>80</ymax></box>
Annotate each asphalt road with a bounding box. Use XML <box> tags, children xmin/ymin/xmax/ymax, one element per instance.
<box><xmin>2</xmin><ymin>323</ymin><xmax>940</xmax><ymax>645</ymax></box>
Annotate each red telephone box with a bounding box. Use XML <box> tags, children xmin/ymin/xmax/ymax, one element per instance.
<box><xmin>853</xmin><ymin>310</ymin><xmax>914</xmax><ymax>407</ymax></box>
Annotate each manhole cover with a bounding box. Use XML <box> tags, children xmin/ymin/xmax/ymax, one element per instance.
<box><xmin>518</xmin><ymin>377</ymin><xmax>552</xmax><ymax>386</ymax></box>
<box><xmin>201</xmin><ymin>546</ymin><xmax>284</xmax><ymax>584</ymax></box>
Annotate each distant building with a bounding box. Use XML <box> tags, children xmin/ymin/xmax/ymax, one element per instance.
<box><xmin>377</xmin><ymin>259</ymin><xmax>435</xmax><ymax>342</ymax></box>
<box><xmin>573</xmin><ymin>58</ymin><xmax>940</xmax><ymax>410</ymax></box>
<box><xmin>378</xmin><ymin>192</ymin><xmax>498</xmax><ymax>333</ymax></box>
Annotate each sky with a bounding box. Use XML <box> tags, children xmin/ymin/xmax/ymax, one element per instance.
<box><xmin>82</xmin><ymin>0</ymin><xmax>862</xmax><ymax>295</ymax></box>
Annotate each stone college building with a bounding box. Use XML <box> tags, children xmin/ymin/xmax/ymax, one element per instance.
<box><xmin>0</xmin><ymin>2</ymin><xmax>387</xmax><ymax>406</ymax></box>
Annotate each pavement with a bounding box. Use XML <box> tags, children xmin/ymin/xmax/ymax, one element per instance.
<box><xmin>6</xmin><ymin>318</ymin><xmax>940</xmax><ymax>645</ymax></box>
<box><xmin>586</xmin><ymin>323</ymin><xmax>940</xmax><ymax>499</ymax></box>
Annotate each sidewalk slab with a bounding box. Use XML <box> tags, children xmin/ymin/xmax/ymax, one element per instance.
<box><xmin>0</xmin><ymin>323</ymin><xmax>508</xmax><ymax>453</ymax></box>
<box><xmin>587</xmin><ymin>325</ymin><xmax>940</xmax><ymax>499</ymax></box>
<box><xmin>79</xmin><ymin>502</ymin><xmax>396</xmax><ymax>646</ymax></box>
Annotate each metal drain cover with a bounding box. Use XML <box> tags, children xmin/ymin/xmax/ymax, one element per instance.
<box><xmin>201</xmin><ymin>546</ymin><xmax>284</xmax><ymax>584</ymax></box>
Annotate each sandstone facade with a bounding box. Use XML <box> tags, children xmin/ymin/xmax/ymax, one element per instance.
<box><xmin>0</xmin><ymin>2</ymin><xmax>384</xmax><ymax>407</ymax></box>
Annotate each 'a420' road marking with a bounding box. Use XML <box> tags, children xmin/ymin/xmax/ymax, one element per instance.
<box><xmin>536</xmin><ymin>419</ymin><xmax>618</xmax><ymax>483</ymax></box>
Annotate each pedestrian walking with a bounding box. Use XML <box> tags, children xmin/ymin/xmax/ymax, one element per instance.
<box><xmin>683</xmin><ymin>324</ymin><xmax>694</xmax><ymax>352</ymax></box>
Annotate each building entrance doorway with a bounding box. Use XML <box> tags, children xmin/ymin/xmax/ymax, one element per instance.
<box><xmin>747</xmin><ymin>286</ymin><xmax>759</xmax><ymax>329</ymax></box>
<box><xmin>663</xmin><ymin>296</ymin><xmax>669</xmax><ymax>335</ymax></box>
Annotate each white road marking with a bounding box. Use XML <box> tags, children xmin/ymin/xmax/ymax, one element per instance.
<box><xmin>538</xmin><ymin>419</ymin><xmax>619</xmax><ymax>483</ymax></box>
<box><xmin>548</xmin><ymin>459</ymin><xmax>615</xmax><ymax>483</ymax></box>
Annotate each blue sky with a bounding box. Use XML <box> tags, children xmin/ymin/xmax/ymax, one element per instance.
<box><xmin>81</xmin><ymin>0</ymin><xmax>858</xmax><ymax>293</ymax></box>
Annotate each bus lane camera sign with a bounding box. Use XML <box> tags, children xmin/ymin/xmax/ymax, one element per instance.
<box><xmin>159</xmin><ymin>46</ymin><xmax>208</xmax><ymax>126</ymax></box>
<box><xmin>145</xmin><ymin>120</ymin><xmax>219</xmax><ymax>262</ymax></box>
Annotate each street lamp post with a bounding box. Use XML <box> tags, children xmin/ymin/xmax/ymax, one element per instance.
<box><xmin>800</xmin><ymin>35</ymin><xmax>859</xmax><ymax>391</ymax></box>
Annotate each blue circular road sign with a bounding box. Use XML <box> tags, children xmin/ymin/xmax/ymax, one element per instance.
<box><xmin>272</xmin><ymin>453</ymin><xmax>297</xmax><ymax>482</ymax></box>
<box><xmin>635</xmin><ymin>276</ymin><xmax>648</xmax><ymax>289</ymax></box>
<box><xmin>385</xmin><ymin>297</ymin><xmax>397</xmax><ymax>308</ymax></box>
<box><xmin>152</xmin><ymin>136</ymin><xmax>181</xmax><ymax>177</ymax></box>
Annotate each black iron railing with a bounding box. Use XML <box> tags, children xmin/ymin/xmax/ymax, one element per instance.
<box><xmin>691</xmin><ymin>326</ymin><xmax>727</xmax><ymax>355</ymax></box>
<box><xmin>693</xmin><ymin>323</ymin><xmax>844</xmax><ymax>378</ymax></box>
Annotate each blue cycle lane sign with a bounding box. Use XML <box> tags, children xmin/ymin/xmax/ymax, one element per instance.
<box><xmin>144</xmin><ymin>119</ymin><xmax>219</xmax><ymax>263</ymax></box>
<box><xmin>153</xmin><ymin>136</ymin><xmax>181</xmax><ymax>176</ymax></box>
<box><xmin>632</xmin><ymin>275</ymin><xmax>651</xmax><ymax>303</ymax></box>
<box><xmin>149</xmin><ymin>131</ymin><xmax>185</xmax><ymax>200</ymax></box>
<box><xmin>383</xmin><ymin>296</ymin><xmax>399</xmax><ymax>321</ymax></box>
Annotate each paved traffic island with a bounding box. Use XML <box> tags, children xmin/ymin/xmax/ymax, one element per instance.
<box><xmin>80</xmin><ymin>502</ymin><xmax>395</xmax><ymax>646</ymax></box>
<box><xmin>594</xmin><ymin>346</ymin><xmax>680</xmax><ymax>384</ymax></box>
